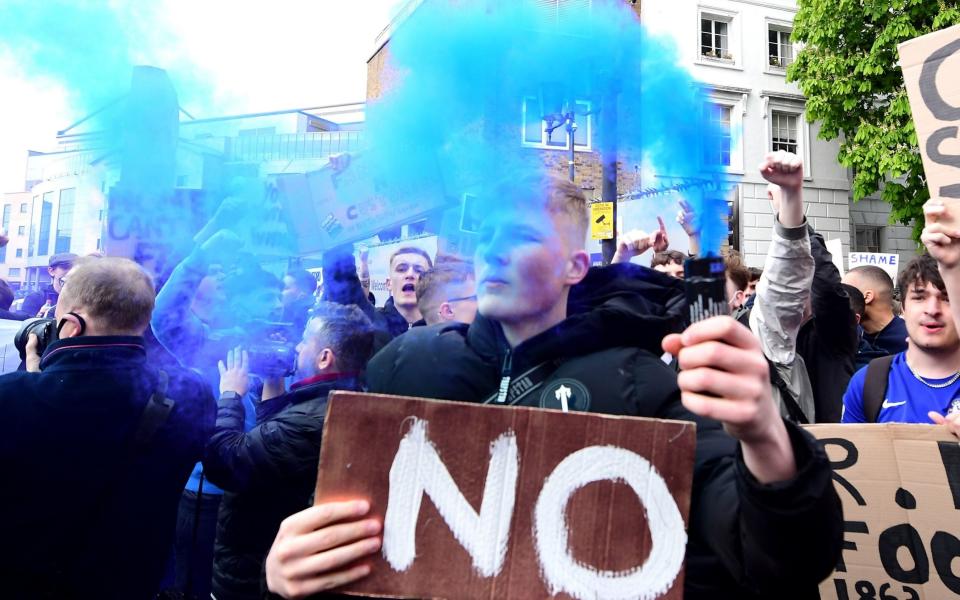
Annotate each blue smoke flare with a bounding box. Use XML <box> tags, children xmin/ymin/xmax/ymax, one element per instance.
<box><xmin>364</xmin><ymin>0</ymin><xmax>732</xmax><ymax>254</ymax></box>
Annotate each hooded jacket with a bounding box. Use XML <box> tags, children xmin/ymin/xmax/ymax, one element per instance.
<box><xmin>367</xmin><ymin>263</ymin><xmax>842</xmax><ymax>599</ymax></box>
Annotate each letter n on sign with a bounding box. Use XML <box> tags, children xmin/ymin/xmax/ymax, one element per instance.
<box><xmin>314</xmin><ymin>392</ymin><xmax>696</xmax><ymax>600</ymax></box>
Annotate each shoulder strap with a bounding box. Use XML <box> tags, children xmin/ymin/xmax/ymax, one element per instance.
<box><xmin>863</xmin><ymin>354</ymin><xmax>895</xmax><ymax>423</ymax></box>
<box><xmin>133</xmin><ymin>370</ymin><xmax>176</xmax><ymax>448</ymax></box>
<box><xmin>482</xmin><ymin>360</ymin><xmax>563</xmax><ymax>406</ymax></box>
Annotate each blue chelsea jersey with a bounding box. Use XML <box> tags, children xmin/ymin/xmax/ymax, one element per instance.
<box><xmin>842</xmin><ymin>352</ymin><xmax>960</xmax><ymax>423</ymax></box>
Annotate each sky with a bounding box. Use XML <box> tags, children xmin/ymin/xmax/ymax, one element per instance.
<box><xmin>0</xmin><ymin>0</ymin><xmax>401</xmax><ymax>193</ymax></box>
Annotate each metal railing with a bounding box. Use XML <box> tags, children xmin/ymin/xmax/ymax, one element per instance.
<box><xmin>226</xmin><ymin>131</ymin><xmax>364</xmax><ymax>162</ymax></box>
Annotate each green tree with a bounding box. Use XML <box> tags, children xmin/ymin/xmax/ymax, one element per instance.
<box><xmin>789</xmin><ymin>0</ymin><xmax>960</xmax><ymax>240</ymax></box>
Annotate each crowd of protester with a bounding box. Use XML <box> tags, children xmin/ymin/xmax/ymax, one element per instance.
<box><xmin>3</xmin><ymin>148</ymin><xmax>960</xmax><ymax>599</ymax></box>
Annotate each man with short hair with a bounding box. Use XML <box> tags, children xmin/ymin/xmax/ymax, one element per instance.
<box><xmin>378</xmin><ymin>246</ymin><xmax>432</xmax><ymax>334</ymax></box>
<box><xmin>415</xmin><ymin>261</ymin><xmax>477</xmax><ymax>326</ymax></box>
<box><xmin>0</xmin><ymin>257</ymin><xmax>214</xmax><ymax>598</ymax></box>
<box><xmin>204</xmin><ymin>303</ymin><xmax>375</xmax><ymax>600</ymax></box>
<box><xmin>842</xmin><ymin>254</ymin><xmax>960</xmax><ymax>423</ymax></box>
<box><xmin>37</xmin><ymin>252</ymin><xmax>78</xmax><ymax>318</ymax></box>
<box><xmin>842</xmin><ymin>265</ymin><xmax>908</xmax><ymax>355</ymax></box>
<box><xmin>274</xmin><ymin>168</ymin><xmax>843</xmax><ymax>599</ymax></box>
<box><xmin>725</xmin><ymin>253</ymin><xmax>751</xmax><ymax>317</ymax></box>
<box><xmin>651</xmin><ymin>250</ymin><xmax>686</xmax><ymax>279</ymax></box>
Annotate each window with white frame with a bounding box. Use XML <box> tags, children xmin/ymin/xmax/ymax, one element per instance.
<box><xmin>768</xmin><ymin>25</ymin><xmax>794</xmax><ymax>69</ymax></box>
<box><xmin>521</xmin><ymin>97</ymin><xmax>591</xmax><ymax>150</ymax></box>
<box><xmin>771</xmin><ymin>111</ymin><xmax>799</xmax><ymax>154</ymax></box>
<box><xmin>701</xmin><ymin>15</ymin><xmax>732</xmax><ymax>61</ymax></box>
<box><xmin>704</xmin><ymin>103</ymin><xmax>733</xmax><ymax>168</ymax></box>
<box><xmin>703</xmin><ymin>90</ymin><xmax>746</xmax><ymax>172</ymax></box>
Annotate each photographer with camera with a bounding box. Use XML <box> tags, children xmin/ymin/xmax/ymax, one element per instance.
<box><xmin>0</xmin><ymin>257</ymin><xmax>215</xmax><ymax>599</ymax></box>
<box><xmin>203</xmin><ymin>302</ymin><xmax>376</xmax><ymax>600</ymax></box>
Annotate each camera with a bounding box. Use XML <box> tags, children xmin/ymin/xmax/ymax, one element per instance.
<box><xmin>14</xmin><ymin>318</ymin><xmax>57</xmax><ymax>361</ymax></box>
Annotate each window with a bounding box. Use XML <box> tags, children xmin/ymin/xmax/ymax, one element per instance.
<box><xmin>521</xmin><ymin>97</ymin><xmax>591</xmax><ymax>150</ymax></box>
<box><xmin>8</xmin><ymin>268</ymin><xmax>20</xmax><ymax>277</ymax></box>
<box><xmin>855</xmin><ymin>225</ymin><xmax>882</xmax><ymax>253</ymax></box>
<box><xmin>17</xmin><ymin>225</ymin><xmax>25</xmax><ymax>235</ymax></box>
<box><xmin>0</xmin><ymin>245</ymin><xmax>4</xmax><ymax>264</ymax></box>
<box><xmin>768</xmin><ymin>25</ymin><xmax>794</xmax><ymax>69</ymax></box>
<box><xmin>36</xmin><ymin>191</ymin><xmax>54</xmax><ymax>257</ymax></box>
<box><xmin>701</xmin><ymin>17</ymin><xmax>731</xmax><ymax>60</ymax></box>
<box><xmin>19</xmin><ymin>203</ymin><xmax>27</xmax><ymax>214</ymax></box>
<box><xmin>15</xmin><ymin>248</ymin><xmax>22</xmax><ymax>258</ymax></box>
<box><xmin>771</xmin><ymin>111</ymin><xmax>799</xmax><ymax>154</ymax></box>
<box><xmin>1</xmin><ymin>205</ymin><xmax>9</xmax><ymax>231</ymax></box>
<box><xmin>704</xmin><ymin>103</ymin><xmax>733</xmax><ymax>167</ymax></box>
<box><xmin>27</xmin><ymin>196</ymin><xmax>36</xmax><ymax>257</ymax></box>
<box><xmin>55</xmin><ymin>188</ymin><xmax>76</xmax><ymax>254</ymax></box>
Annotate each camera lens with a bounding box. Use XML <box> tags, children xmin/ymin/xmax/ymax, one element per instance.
<box><xmin>14</xmin><ymin>318</ymin><xmax>57</xmax><ymax>361</ymax></box>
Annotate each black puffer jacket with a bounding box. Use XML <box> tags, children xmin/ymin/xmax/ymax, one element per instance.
<box><xmin>204</xmin><ymin>374</ymin><xmax>363</xmax><ymax>600</ymax></box>
<box><xmin>367</xmin><ymin>263</ymin><xmax>843</xmax><ymax>600</ymax></box>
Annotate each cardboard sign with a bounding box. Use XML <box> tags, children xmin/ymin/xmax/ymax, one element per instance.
<box><xmin>315</xmin><ymin>392</ymin><xmax>697</xmax><ymax>600</ymax></box>
<box><xmin>806</xmin><ymin>424</ymin><xmax>960</xmax><ymax>600</ymax></box>
<box><xmin>274</xmin><ymin>153</ymin><xmax>450</xmax><ymax>255</ymax></box>
<box><xmin>590</xmin><ymin>201</ymin><xmax>614</xmax><ymax>240</ymax></box>
<box><xmin>849</xmin><ymin>252</ymin><xmax>900</xmax><ymax>279</ymax></box>
<box><xmin>899</xmin><ymin>25</ymin><xmax>960</xmax><ymax>201</ymax></box>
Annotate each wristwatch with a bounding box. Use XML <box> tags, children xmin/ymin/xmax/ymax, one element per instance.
<box><xmin>219</xmin><ymin>391</ymin><xmax>242</xmax><ymax>402</ymax></box>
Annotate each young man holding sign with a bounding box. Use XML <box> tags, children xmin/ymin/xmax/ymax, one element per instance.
<box><xmin>266</xmin><ymin>154</ymin><xmax>842</xmax><ymax>599</ymax></box>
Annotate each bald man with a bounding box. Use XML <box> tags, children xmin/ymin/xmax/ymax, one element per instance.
<box><xmin>842</xmin><ymin>265</ymin><xmax>907</xmax><ymax>355</ymax></box>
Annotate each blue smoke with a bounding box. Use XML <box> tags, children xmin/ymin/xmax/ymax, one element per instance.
<box><xmin>364</xmin><ymin>0</ymin><xmax>731</xmax><ymax>254</ymax></box>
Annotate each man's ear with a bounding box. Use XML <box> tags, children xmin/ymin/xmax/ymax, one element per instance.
<box><xmin>57</xmin><ymin>313</ymin><xmax>83</xmax><ymax>339</ymax></box>
<box><xmin>316</xmin><ymin>348</ymin><xmax>335</xmax><ymax>372</ymax></box>
<box><xmin>863</xmin><ymin>290</ymin><xmax>874</xmax><ymax>305</ymax></box>
<box><xmin>438</xmin><ymin>302</ymin><xmax>455</xmax><ymax>322</ymax></box>
<box><xmin>565</xmin><ymin>250</ymin><xmax>591</xmax><ymax>286</ymax></box>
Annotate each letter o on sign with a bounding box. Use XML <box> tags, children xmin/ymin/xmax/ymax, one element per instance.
<box><xmin>533</xmin><ymin>446</ymin><xmax>687</xmax><ymax>600</ymax></box>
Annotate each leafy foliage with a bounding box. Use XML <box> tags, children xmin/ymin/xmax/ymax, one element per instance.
<box><xmin>789</xmin><ymin>0</ymin><xmax>960</xmax><ymax>241</ymax></box>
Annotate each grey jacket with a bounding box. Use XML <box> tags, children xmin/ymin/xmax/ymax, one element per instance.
<box><xmin>749</xmin><ymin>217</ymin><xmax>816</xmax><ymax>422</ymax></box>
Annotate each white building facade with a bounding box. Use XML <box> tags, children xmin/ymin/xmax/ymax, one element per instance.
<box><xmin>642</xmin><ymin>0</ymin><xmax>916</xmax><ymax>268</ymax></box>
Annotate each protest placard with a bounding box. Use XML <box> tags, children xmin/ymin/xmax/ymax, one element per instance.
<box><xmin>848</xmin><ymin>252</ymin><xmax>900</xmax><ymax>280</ymax></box>
<box><xmin>899</xmin><ymin>25</ymin><xmax>960</xmax><ymax>204</ymax></box>
<box><xmin>806</xmin><ymin>424</ymin><xmax>960</xmax><ymax>600</ymax></box>
<box><xmin>315</xmin><ymin>391</ymin><xmax>697</xmax><ymax>600</ymax></box>
<box><xmin>274</xmin><ymin>153</ymin><xmax>449</xmax><ymax>255</ymax></box>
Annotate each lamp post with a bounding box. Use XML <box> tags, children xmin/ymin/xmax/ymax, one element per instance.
<box><xmin>544</xmin><ymin>111</ymin><xmax>578</xmax><ymax>183</ymax></box>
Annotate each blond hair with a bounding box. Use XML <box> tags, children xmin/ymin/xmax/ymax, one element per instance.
<box><xmin>415</xmin><ymin>260</ymin><xmax>475</xmax><ymax>325</ymax></box>
<box><xmin>490</xmin><ymin>174</ymin><xmax>588</xmax><ymax>249</ymax></box>
<box><xmin>59</xmin><ymin>257</ymin><xmax>156</xmax><ymax>335</ymax></box>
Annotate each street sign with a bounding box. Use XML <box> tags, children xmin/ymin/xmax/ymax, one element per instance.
<box><xmin>590</xmin><ymin>201</ymin><xmax>614</xmax><ymax>240</ymax></box>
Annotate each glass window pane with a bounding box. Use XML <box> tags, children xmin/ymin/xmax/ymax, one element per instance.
<box><xmin>523</xmin><ymin>99</ymin><xmax>543</xmax><ymax>143</ymax></box>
